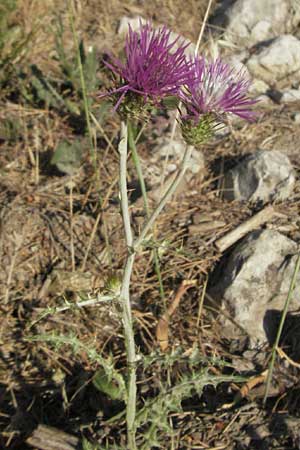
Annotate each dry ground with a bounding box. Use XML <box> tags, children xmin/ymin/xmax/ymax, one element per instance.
<box><xmin>1</xmin><ymin>1</ymin><xmax>300</xmax><ymax>449</ymax></box>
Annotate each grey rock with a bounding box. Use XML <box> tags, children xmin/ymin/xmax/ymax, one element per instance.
<box><xmin>255</xmin><ymin>94</ymin><xmax>272</xmax><ymax>105</ymax></box>
<box><xmin>219</xmin><ymin>0</ymin><xmax>300</xmax><ymax>47</ymax></box>
<box><xmin>247</xmin><ymin>35</ymin><xmax>300</xmax><ymax>84</ymax></box>
<box><xmin>224</xmin><ymin>150</ymin><xmax>295</xmax><ymax>203</ymax></box>
<box><xmin>213</xmin><ymin>229</ymin><xmax>300</xmax><ymax>345</ymax></box>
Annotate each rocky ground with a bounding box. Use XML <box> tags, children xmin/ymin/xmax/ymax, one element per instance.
<box><xmin>1</xmin><ymin>0</ymin><xmax>300</xmax><ymax>449</ymax></box>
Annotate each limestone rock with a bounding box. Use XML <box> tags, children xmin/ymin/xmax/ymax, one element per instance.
<box><xmin>212</xmin><ymin>230</ymin><xmax>300</xmax><ymax>345</ymax></box>
<box><xmin>118</xmin><ymin>16</ymin><xmax>146</xmax><ymax>35</ymax></box>
<box><xmin>246</xmin><ymin>35</ymin><xmax>300</xmax><ymax>84</ymax></box>
<box><xmin>216</xmin><ymin>0</ymin><xmax>300</xmax><ymax>47</ymax></box>
<box><xmin>224</xmin><ymin>150</ymin><xmax>295</xmax><ymax>203</ymax></box>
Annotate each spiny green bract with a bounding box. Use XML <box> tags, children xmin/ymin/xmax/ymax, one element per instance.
<box><xmin>181</xmin><ymin>114</ymin><xmax>215</xmax><ymax>146</ymax></box>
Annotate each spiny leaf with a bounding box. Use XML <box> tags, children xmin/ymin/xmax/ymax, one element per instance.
<box><xmin>93</xmin><ymin>368</ymin><xmax>125</xmax><ymax>401</ymax></box>
<box><xmin>82</xmin><ymin>437</ymin><xmax>100</xmax><ymax>450</ymax></box>
<box><xmin>26</xmin><ymin>332</ymin><xmax>127</xmax><ymax>402</ymax></box>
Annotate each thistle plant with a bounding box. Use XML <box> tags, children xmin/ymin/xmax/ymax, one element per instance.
<box><xmin>101</xmin><ymin>21</ymin><xmax>256</xmax><ymax>449</ymax></box>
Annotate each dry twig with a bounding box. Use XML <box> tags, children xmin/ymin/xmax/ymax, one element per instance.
<box><xmin>215</xmin><ymin>205</ymin><xmax>278</xmax><ymax>252</ymax></box>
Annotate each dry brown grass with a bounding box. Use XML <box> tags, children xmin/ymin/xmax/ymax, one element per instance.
<box><xmin>11</xmin><ymin>0</ymin><xmax>219</xmax><ymax>70</ymax></box>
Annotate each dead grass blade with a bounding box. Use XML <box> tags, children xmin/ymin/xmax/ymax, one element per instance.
<box><xmin>222</xmin><ymin>370</ymin><xmax>268</xmax><ymax>409</ymax></box>
<box><xmin>156</xmin><ymin>279</ymin><xmax>196</xmax><ymax>351</ymax></box>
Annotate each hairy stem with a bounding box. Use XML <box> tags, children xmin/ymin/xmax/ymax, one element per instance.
<box><xmin>118</xmin><ymin>122</ymin><xmax>137</xmax><ymax>450</ymax></box>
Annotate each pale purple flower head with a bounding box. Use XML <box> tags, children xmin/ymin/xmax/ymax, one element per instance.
<box><xmin>180</xmin><ymin>57</ymin><xmax>257</xmax><ymax>123</ymax></box>
<box><xmin>104</xmin><ymin>21</ymin><xmax>193</xmax><ymax>110</ymax></box>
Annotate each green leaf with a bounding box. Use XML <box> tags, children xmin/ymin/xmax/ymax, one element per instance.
<box><xmin>51</xmin><ymin>140</ymin><xmax>82</xmax><ymax>175</ymax></box>
<box><xmin>82</xmin><ymin>437</ymin><xmax>99</xmax><ymax>450</ymax></box>
<box><xmin>83</xmin><ymin>44</ymin><xmax>99</xmax><ymax>93</ymax></box>
<box><xmin>93</xmin><ymin>368</ymin><xmax>125</xmax><ymax>401</ymax></box>
<box><xmin>30</xmin><ymin>65</ymin><xmax>61</xmax><ymax>108</ymax></box>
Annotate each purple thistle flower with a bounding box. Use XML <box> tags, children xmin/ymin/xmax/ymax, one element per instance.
<box><xmin>104</xmin><ymin>21</ymin><xmax>193</xmax><ymax>110</ymax></box>
<box><xmin>180</xmin><ymin>57</ymin><xmax>257</xmax><ymax>123</ymax></box>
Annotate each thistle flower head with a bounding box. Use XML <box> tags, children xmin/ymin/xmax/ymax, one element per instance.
<box><xmin>104</xmin><ymin>21</ymin><xmax>193</xmax><ymax>116</ymax></box>
<box><xmin>179</xmin><ymin>57</ymin><xmax>257</xmax><ymax>144</ymax></box>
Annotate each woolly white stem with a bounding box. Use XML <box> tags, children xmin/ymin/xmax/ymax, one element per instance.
<box><xmin>118</xmin><ymin>131</ymin><xmax>193</xmax><ymax>449</ymax></box>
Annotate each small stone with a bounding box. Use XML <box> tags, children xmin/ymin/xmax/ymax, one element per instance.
<box><xmin>293</xmin><ymin>112</ymin><xmax>300</xmax><ymax>123</ymax></box>
<box><xmin>281</xmin><ymin>89</ymin><xmax>300</xmax><ymax>103</ymax></box>
<box><xmin>227</xmin><ymin>50</ymin><xmax>250</xmax><ymax>64</ymax></box>
<box><xmin>256</xmin><ymin>94</ymin><xmax>272</xmax><ymax>105</ymax></box>
<box><xmin>118</xmin><ymin>16</ymin><xmax>146</xmax><ymax>35</ymax></box>
<box><xmin>249</xmin><ymin>79</ymin><xmax>269</xmax><ymax>95</ymax></box>
<box><xmin>211</xmin><ymin>229</ymin><xmax>300</xmax><ymax>345</ymax></box>
<box><xmin>223</xmin><ymin>150</ymin><xmax>295</xmax><ymax>203</ymax></box>
<box><xmin>247</xmin><ymin>423</ymin><xmax>270</xmax><ymax>440</ymax></box>
<box><xmin>166</xmin><ymin>163</ymin><xmax>177</xmax><ymax>173</ymax></box>
<box><xmin>247</xmin><ymin>35</ymin><xmax>300</xmax><ymax>84</ymax></box>
<box><xmin>193</xmin><ymin>212</ymin><xmax>214</xmax><ymax>224</ymax></box>
<box><xmin>144</xmin><ymin>138</ymin><xmax>205</xmax><ymax>185</ymax></box>
<box><xmin>231</xmin><ymin>357</ymin><xmax>255</xmax><ymax>372</ymax></box>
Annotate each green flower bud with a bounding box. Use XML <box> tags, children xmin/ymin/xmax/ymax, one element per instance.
<box><xmin>181</xmin><ymin>114</ymin><xmax>215</xmax><ymax>146</ymax></box>
<box><xmin>104</xmin><ymin>274</ymin><xmax>122</xmax><ymax>295</ymax></box>
<box><xmin>118</xmin><ymin>92</ymin><xmax>151</xmax><ymax>121</ymax></box>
